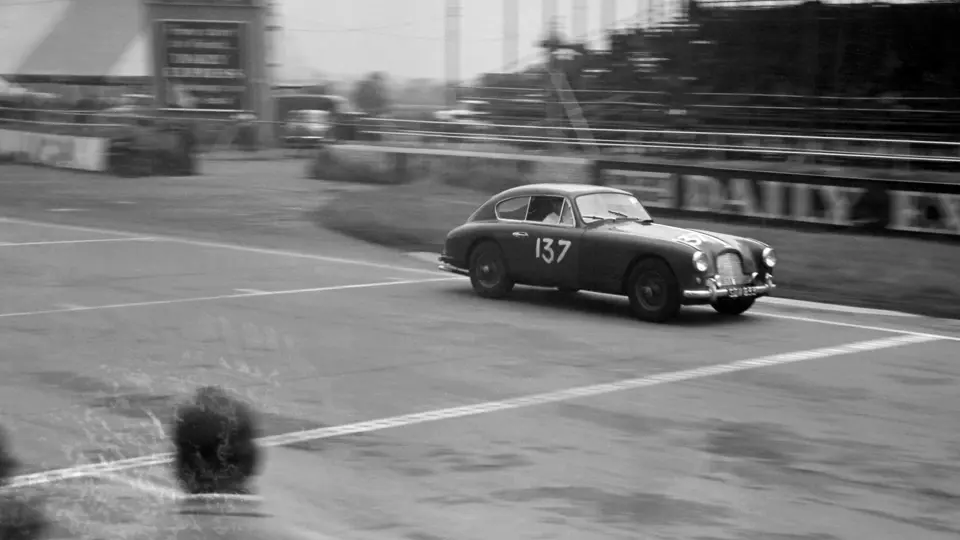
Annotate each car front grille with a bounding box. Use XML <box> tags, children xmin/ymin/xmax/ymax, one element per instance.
<box><xmin>716</xmin><ymin>253</ymin><xmax>745</xmax><ymax>285</ymax></box>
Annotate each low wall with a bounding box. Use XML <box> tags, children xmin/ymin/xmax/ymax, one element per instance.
<box><xmin>311</xmin><ymin>144</ymin><xmax>593</xmax><ymax>189</ymax></box>
<box><xmin>0</xmin><ymin>129</ymin><xmax>108</xmax><ymax>172</ymax></box>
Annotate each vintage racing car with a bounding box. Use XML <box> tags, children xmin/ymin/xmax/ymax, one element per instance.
<box><xmin>438</xmin><ymin>184</ymin><xmax>777</xmax><ymax>323</ymax></box>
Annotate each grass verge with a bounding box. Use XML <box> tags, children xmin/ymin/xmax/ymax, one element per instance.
<box><xmin>315</xmin><ymin>179</ymin><xmax>960</xmax><ymax>319</ymax></box>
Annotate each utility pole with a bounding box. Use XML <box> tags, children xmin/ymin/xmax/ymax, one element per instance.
<box><xmin>444</xmin><ymin>0</ymin><xmax>461</xmax><ymax>106</ymax></box>
<box><xmin>541</xmin><ymin>0</ymin><xmax>557</xmax><ymax>38</ymax></box>
<box><xmin>541</xmin><ymin>16</ymin><xmax>562</xmax><ymax>142</ymax></box>
<box><xmin>503</xmin><ymin>0</ymin><xmax>518</xmax><ymax>71</ymax></box>
<box><xmin>262</xmin><ymin>0</ymin><xmax>283</xmax><ymax>146</ymax></box>
<box><xmin>571</xmin><ymin>0</ymin><xmax>587</xmax><ymax>42</ymax></box>
<box><xmin>602</xmin><ymin>0</ymin><xmax>617</xmax><ymax>34</ymax></box>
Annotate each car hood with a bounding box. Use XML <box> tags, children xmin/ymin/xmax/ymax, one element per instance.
<box><xmin>599</xmin><ymin>221</ymin><xmax>757</xmax><ymax>258</ymax></box>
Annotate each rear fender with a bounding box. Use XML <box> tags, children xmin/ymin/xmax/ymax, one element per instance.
<box><xmin>466</xmin><ymin>237</ymin><xmax>503</xmax><ymax>269</ymax></box>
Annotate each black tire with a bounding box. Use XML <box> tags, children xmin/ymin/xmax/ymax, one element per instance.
<box><xmin>626</xmin><ymin>258</ymin><xmax>682</xmax><ymax>323</ymax></box>
<box><xmin>468</xmin><ymin>241</ymin><xmax>514</xmax><ymax>299</ymax></box>
<box><xmin>712</xmin><ymin>297</ymin><xmax>756</xmax><ymax>316</ymax></box>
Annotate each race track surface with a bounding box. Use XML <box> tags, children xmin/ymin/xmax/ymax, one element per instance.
<box><xmin>0</xmin><ymin>162</ymin><xmax>958</xmax><ymax>540</ymax></box>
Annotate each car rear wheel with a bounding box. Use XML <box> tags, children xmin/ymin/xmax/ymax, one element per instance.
<box><xmin>711</xmin><ymin>297</ymin><xmax>756</xmax><ymax>316</ymax></box>
<box><xmin>626</xmin><ymin>258</ymin><xmax>681</xmax><ymax>323</ymax></box>
<box><xmin>469</xmin><ymin>241</ymin><xmax>514</xmax><ymax>299</ymax></box>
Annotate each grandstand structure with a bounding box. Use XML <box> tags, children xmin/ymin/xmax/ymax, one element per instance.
<box><xmin>464</xmin><ymin>0</ymin><xmax>960</xmax><ymax>140</ymax></box>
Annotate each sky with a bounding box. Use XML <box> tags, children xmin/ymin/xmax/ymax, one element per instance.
<box><xmin>278</xmin><ymin>0</ymin><xmax>675</xmax><ymax>82</ymax></box>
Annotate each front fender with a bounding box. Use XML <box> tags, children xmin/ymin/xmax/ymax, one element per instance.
<box><xmin>621</xmin><ymin>238</ymin><xmax>702</xmax><ymax>292</ymax></box>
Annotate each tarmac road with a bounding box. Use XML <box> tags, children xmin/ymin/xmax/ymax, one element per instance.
<box><xmin>0</xmin><ymin>162</ymin><xmax>958</xmax><ymax>540</ymax></box>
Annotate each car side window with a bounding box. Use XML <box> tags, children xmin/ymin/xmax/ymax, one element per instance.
<box><xmin>495</xmin><ymin>197</ymin><xmax>530</xmax><ymax>221</ymax></box>
<box><xmin>559</xmin><ymin>200</ymin><xmax>575</xmax><ymax>226</ymax></box>
<box><xmin>526</xmin><ymin>196</ymin><xmax>570</xmax><ymax>226</ymax></box>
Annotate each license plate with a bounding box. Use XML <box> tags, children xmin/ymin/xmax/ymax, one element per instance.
<box><xmin>726</xmin><ymin>286</ymin><xmax>758</xmax><ymax>298</ymax></box>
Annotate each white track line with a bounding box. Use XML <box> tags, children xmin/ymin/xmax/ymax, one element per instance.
<box><xmin>0</xmin><ymin>217</ymin><xmax>443</xmax><ymax>276</ymax></box>
<box><xmin>92</xmin><ymin>471</ymin><xmax>267</xmax><ymax>504</ymax></box>
<box><xmin>96</xmin><ymin>471</ymin><xmax>183</xmax><ymax>500</ymax></box>
<box><xmin>760</xmin><ymin>297</ymin><xmax>919</xmax><ymax>318</ymax></box>
<box><xmin>0</xmin><ymin>277</ymin><xmax>459</xmax><ymax>319</ymax></box>
<box><xmin>5</xmin><ymin>333</ymin><xmax>940</xmax><ymax>490</ymax></box>
<box><xmin>753</xmin><ymin>311</ymin><xmax>960</xmax><ymax>342</ymax></box>
<box><xmin>0</xmin><ymin>237</ymin><xmax>154</xmax><ymax>247</ymax></box>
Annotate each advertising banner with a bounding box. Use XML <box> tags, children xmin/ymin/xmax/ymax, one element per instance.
<box><xmin>0</xmin><ymin>130</ymin><xmax>108</xmax><ymax>172</ymax></box>
<box><xmin>597</xmin><ymin>160</ymin><xmax>960</xmax><ymax>239</ymax></box>
<box><xmin>156</xmin><ymin>19</ymin><xmax>249</xmax><ymax>112</ymax></box>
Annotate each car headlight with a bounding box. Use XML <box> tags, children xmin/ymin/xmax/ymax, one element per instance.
<box><xmin>692</xmin><ymin>251</ymin><xmax>709</xmax><ymax>273</ymax></box>
<box><xmin>762</xmin><ymin>247</ymin><xmax>777</xmax><ymax>268</ymax></box>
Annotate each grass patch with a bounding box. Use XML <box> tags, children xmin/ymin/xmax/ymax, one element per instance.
<box><xmin>307</xmin><ymin>146</ymin><xmax>399</xmax><ymax>184</ymax></box>
<box><xmin>316</xmin><ymin>179</ymin><xmax>959</xmax><ymax>319</ymax></box>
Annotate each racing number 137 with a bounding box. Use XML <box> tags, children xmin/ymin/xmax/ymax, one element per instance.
<box><xmin>535</xmin><ymin>237</ymin><xmax>571</xmax><ymax>264</ymax></box>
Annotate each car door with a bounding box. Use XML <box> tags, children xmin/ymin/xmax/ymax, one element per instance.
<box><xmin>512</xmin><ymin>195</ymin><xmax>583</xmax><ymax>288</ymax></box>
<box><xmin>491</xmin><ymin>195</ymin><xmax>537</xmax><ymax>282</ymax></box>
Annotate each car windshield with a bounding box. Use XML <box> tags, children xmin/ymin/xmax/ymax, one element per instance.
<box><xmin>289</xmin><ymin>110</ymin><xmax>328</xmax><ymax>124</ymax></box>
<box><xmin>576</xmin><ymin>192</ymin><xmax>652</xmax><ymax>223</ymax></box>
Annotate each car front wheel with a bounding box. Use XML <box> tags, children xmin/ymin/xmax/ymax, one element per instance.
<box><xmin>626</xmin><ymin>258</ymin><xmax>681</xmax><ymax>323</ymax></box>
<box><xmin>712</xmin><ymin>297</ymin><xmax>756</xmax><ymax>316</ymax></box>
<box><xmin>469</xmin><ymin>241</ymin><xmax>514</xmax><ymax>299</ymax></box>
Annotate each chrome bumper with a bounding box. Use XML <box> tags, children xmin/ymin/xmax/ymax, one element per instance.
<box><xmin>438</xmin><ymin>262</ymin><xmax>469</xmax><ymax>276</ymax></box>
<box><xmin>684</xmin><ymin>276</ymin><xmax>776</xmax><ymax>301</ymax></box>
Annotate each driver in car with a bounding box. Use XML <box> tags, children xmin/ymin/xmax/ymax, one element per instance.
<box><xmin>540</xmin><ymin>199</ymin><xmax>564</xmax><ymax>225</ymax></box>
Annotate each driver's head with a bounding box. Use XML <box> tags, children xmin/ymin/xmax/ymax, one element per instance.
<box><xmin>171</xmin><ymin>386</ymin><xmax>260</xmax><ymax>495</ymax></box>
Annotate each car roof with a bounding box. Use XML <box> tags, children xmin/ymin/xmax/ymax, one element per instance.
<box><xmin>495</xmin><ymin>183</ymin><xmax>630</xmax><ymax>198</ymax></box>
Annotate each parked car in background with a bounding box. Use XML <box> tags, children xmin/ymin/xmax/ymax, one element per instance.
<box><xmin>283</xmin><ymin>109</ymin><xmax>331</xmax><ymax>148</ymax></box>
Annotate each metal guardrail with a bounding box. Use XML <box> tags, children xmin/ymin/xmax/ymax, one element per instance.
<box><xmin>0</xmin><ymin>118</ymin><xmax>125</xmax><ymax>129</ymax></box>
<box><xmin>3</xmin><ymin>107</ymin><xmax>960</xmax><ymax>166</ymax></box>
<box><xmin>3</xmin><ymin>104</ymin><xmax>959</xmax><ymax>145</ymax></box>
<box><xmin>461</xmin><ymin>86</ymin><xmax>960</xmax><ymax>101</ymax></box>
<box><xmin>378</xmin><ymin>117</ymin><xmax>960</xmax><ymax>148</ymax></box>
<box><xmin>361</xmin><ymin>129</ymin><xmax>960</xmax><ymax>165</ymax></box>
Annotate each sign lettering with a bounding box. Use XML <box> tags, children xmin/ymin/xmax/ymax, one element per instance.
<box><xmin>600</xmin><ymin>165</ymin><xmax>960</xmax><ymax>237</ymax></box>
<box><xmin>759</xmin><ymin>180</ymin><xmax>784</xmax><ymax>217</ymax></box>
<box><xmin>889</xmin><ymin>191</ymin><xmax>960</xmax><ymax>235</ymax></box>
<box><xmin>34</xmin><ymin>136</ymin><xmax>75</xmax><ymax>169</ymax></box>
<box><xmin>157</xmin><ymin>20</ymin><xmax>248</xmax><ymax>111</ymax></box>
<box><xmin>819</xmin><ymin>185</ymin><xmax>865</xmax><ymax>225</ymax></box>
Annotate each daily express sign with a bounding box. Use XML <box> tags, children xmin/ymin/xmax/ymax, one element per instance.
<box><xmin>603</xmin><ymin>168</ymin><xmax>960</xmax><ymax>236</ymax></box>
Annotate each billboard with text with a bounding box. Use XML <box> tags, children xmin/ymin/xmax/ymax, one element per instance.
<box><xmin>155</xmin><ymin>19</ymin><xmax>249</xmax><ymax>112</ymax></box>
